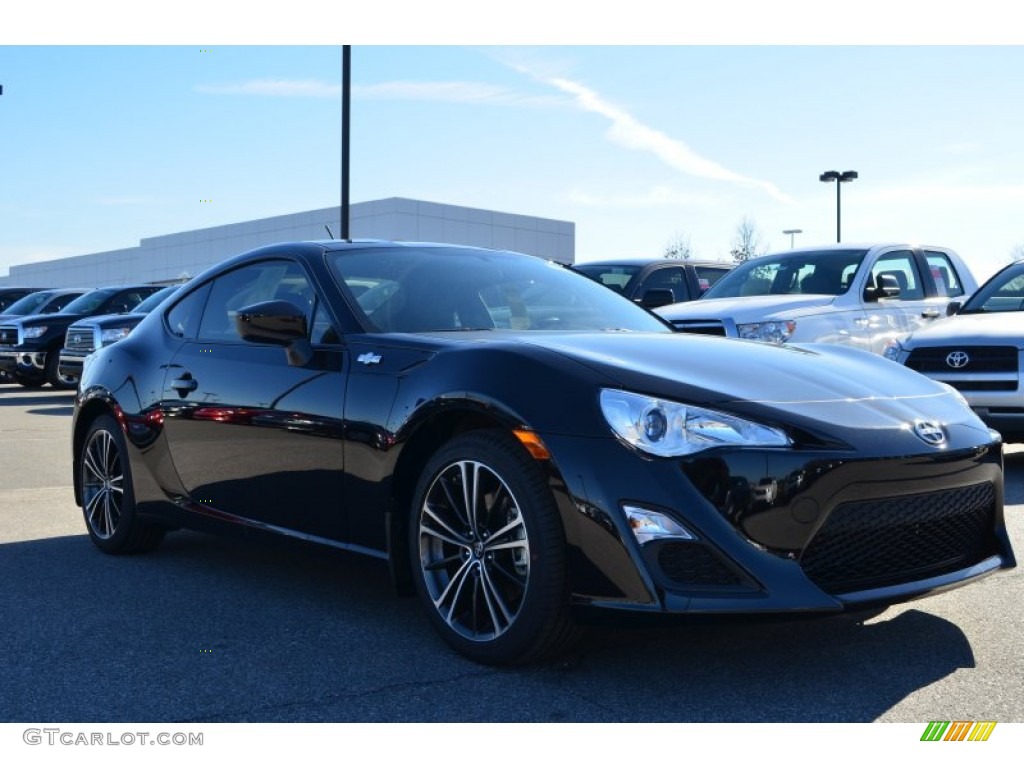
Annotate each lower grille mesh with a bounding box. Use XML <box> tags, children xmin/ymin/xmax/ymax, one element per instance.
<box><xmin>801</xmin><ymin>483</ymin><xmax>996</xmax><ymax>594</ymax></box>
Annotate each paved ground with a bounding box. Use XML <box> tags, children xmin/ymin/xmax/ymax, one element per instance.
<box><xmin>1</xmin><ymin>385</ymin><xmax>1021</xmax><ymax>722</ymax></box>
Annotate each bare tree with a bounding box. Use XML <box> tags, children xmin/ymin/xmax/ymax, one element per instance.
<box><xmin>663</xmin><ymin>232</ymin><xmax>694</xmax><ymax>260</ymax></box>
<box><xmin>730</xmin><ymin>216</ymin><xmax>767</xmax><ymax>263</ymax></box>
<box><xmin>1011</xmin><ymin>243</ymin><xmax>1024</xmax><ymax>262</ymax></box>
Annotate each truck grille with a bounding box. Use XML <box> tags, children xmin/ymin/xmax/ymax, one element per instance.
<box><xmin>800</xmin><ymin>482</ymin><xmax>997</xmax><ymax>594</ymax></box>
<box><xmin>0</xmin><ymin>326</ymin><xmax>17</xmax><ymax>347</ymax></box>
<box><xmin>64</xmin><ymin>326</ymin><xmax>96</xmax><ymax>354</ymax></box>
<box><xmin>905</xmin><ymin>346</ymin><xmax>1018</xmax><ymax>374</ymax></box>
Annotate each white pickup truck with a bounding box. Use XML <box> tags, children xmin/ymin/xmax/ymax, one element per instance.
<box><xmin>656</xmin><ymin>243</ymin><xmax>979</xmax><ymax>355</ymax></box>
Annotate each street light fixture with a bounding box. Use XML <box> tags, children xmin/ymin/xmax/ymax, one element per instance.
<box><xmin>782</xmin><ymin>229</ymin><xmax>803</xmax><ymax>248</ymax></box>
<box><xmin>819</xmin><ymin>170</ymin><xmax>858</xmax><ymax>243</ymax></box>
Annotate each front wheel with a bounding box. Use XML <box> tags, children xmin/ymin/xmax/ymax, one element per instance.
<box><xmin>410</xmin><ymin>430</ymin><xmax>577</xmax><ymax>665</ymax></box>
<box><xmin>79</xmin><ymin>413</ymin><xmax>164</xmax><ymax>554</ymax></box>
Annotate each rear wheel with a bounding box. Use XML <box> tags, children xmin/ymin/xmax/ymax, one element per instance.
<box><xmin>79</xmin><ymin>414</ymin><xmax>164</xmax><ymax>554</ymax></box>
<box><xmin>410</xmin><ymin>430</ymin><xmax>577</xmax><ymax>665</ymax></box>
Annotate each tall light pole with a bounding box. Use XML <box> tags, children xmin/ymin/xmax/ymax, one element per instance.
<box><xmin>782</xmin><ymin>228</ymin><xmax>803</xmax><ymax>249</ymax></box>
<box><xmin>341</xmin><ymin>45</ymin><xmax>351</xmax><ymax>240</ymax></box>
<box><xmin>819</xmin><ymin>170</ymin><xmax>857</xmax><ymax>243</ymax></box>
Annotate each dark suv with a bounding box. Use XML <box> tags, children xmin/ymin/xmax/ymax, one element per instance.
<box><xmin>572</xmin><ymin>258</ymin><xmax>734</xmax><ymax>308</ymax></box>
<box><xmin>0</xmin><ymin>287</ymin><xmax>46</xmax><ymax>313</ymax></box>
<box><xmin>0</xmin><ymin>289</ymin><xmax>87</xmax><ymax>383</ymax></box>
<box><xmin>0</xmin><ymin>285</ymin><xmax>162</xmax><ymax>388</ymax></box>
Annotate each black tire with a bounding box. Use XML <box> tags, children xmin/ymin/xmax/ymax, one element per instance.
<box><xmin>13</xmin><ymin>371</ymin><xmax>45</xmax><ymax>388</ymax></box>
<box><xmin>45</xmin><ymin>349</ymin><xmax>77</xmax><ymax>390</ymax></box>
<box><xmin>79</xmin><ymin>413</ymin><xmax>165</xmax><ymax>554</ymax></box>
<box><xmin>409</xmin><ymin>430</ymin><xmax>577</xmax><ymax>665</ymax></box>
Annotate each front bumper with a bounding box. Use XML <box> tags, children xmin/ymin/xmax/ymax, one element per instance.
<box><xmin>540</xmin><ymin>433</ymin><xmax>1014</xmax><ymax>615</ymax></box>
<box><xmin>58</xmin><ymin>350</ymin><xmax>87</xmax><ymax>380</ymax></box>
<box><xmin>0</xmin><ymin>346</ymin><xmax>48</xmax><ymax>376</ymax></box>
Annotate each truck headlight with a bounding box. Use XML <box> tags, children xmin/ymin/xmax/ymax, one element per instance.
<box><xmin>736</xmin><ymin>320</ymin><xmax>796</xmax><ymax>344</ymax></box>
<box><xmin>100</xmin><ymin>327</ymin><xmax>133</xmax><ymax>344</ymax></box>
<box><xmin>22</xmin><ymin>326</ymin><xmax>47</xmax><ymax>339</ymax></box>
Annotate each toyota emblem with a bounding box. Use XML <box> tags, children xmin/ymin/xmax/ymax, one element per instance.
<box><xmin>946</xmin><ymin>350</ymin><xmax>970</xmax><ymax>369</ymax></box>
<box><xmin>913</xmin><ymin>420</ymin><xmax>946</xmax><ymax>446</ymax></box>
<box><xmin>73</xmin><ymin>335</ymin><xmax>81</xmax><ymax>344</ymax></box>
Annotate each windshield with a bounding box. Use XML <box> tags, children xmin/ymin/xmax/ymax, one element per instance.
<box><xmin>60</xmin><ymin>289</ymin><xmax>117</xmax><ymax>315</ymax></box>
<box><xmin>959</xmin><ymin>263</ymin><xmax>1024</xmax><ymax>314</ymax></box>
<box><xmin>703</xmin><ymin>249</ymin><xmax>868</xmax><ymax>299</ymax></box>
<box><xmin>2</xmin><ymin>291</ymin><xmax>56</xmax><ymax>316</ymax></box>
<box><xmin>132</xmin><ymin>285</ymin><xmax>179</xmax><ymax>314</ymax></box>
<box><xmin>328</xmin><ymin>246</ymin><xmax>671</xmax><ymax>334</ymax></box>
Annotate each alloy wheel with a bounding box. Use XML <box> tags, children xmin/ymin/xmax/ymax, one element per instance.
<box><xmin>82</xmin><ymin>428</ymin><xmax>124</xmax><ymax>540</ymax></box>
<box><xmin>417</xmin><ymin>459</ymin><xmax>531</xmax><ymax>642</ymax></box>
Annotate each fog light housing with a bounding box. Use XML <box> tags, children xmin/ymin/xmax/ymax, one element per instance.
<box><xmin>624</xmin><ymin>505</ymin><xmax>695</xmax><ymax>545</ymax></box>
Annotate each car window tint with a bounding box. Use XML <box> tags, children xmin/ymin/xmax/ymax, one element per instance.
<box><xmin>694</xmin><ymin>266</ymin><xmax>730</xmax><ymax>294</ymax></box>
<box><xmin>704</xmin><ymin>250</ymin><xmax>867</xmax><ymax>299</ymax></box>
<box><xmin>639</xmin><ymin>267</ymin><xmax>688</xmax><ymax>302</ymax></box>
<box><xmin>310</xmin><ymin>300</ymin><xmax>340</xmax><ymax>344</ymax></box>
<box><xmin>165</xmin><ymin>282</ymin><xmax>212</xmax><ymax>340</ymax></box>
<box><xmin>871</xmin><ymin>251</ymin><xmax>924</xmax><ymax>300</ymax></box>
<box><xmin>923</xmin><ymin>250</ymin><xmax>965</xmax><ymax>297</ymax></box>
<box><xmin>197</xmin><ymin>260</ymin><xmax>313</xmax><ymax>342</ymax></box>
<box><xmin>572</xmin><ymin>264</ymin><xmax>643</xmax><ymax>294</ymax></box>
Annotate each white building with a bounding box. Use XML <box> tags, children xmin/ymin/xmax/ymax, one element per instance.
<box><xmin>0</xmin><ymin>198</ymin><xmax>576</xmax><ymax>288</ymax></box>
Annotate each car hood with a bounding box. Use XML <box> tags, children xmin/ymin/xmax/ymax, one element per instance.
<box><xmin>903</xmin><ymin>311</ymin><xmax>1024</xmax><ymax>348</ymax></box>
<box><xmin>517</xmin><ymin>332</ymin><xmax>987</xmax><ymax>443</ymax></box>
<box><xmin>70</xmin><ymin>311</ymin><xmax>147</xmax><ymax>329</ymax></box>
<box><xmin>12</xmin><ymin>312</ymin><xmax>87</xmax><ymax>327</ymax></box>
<box><xmin>657</xmin><ymin>294</ymin><xmax>836</xmax><ymax>321</ymax></box>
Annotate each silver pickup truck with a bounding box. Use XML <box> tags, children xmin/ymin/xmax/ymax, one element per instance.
<box><xmin>657</xmin><ymin>243</ymin><xmax>979</xmax><ymax>355</ymax></box>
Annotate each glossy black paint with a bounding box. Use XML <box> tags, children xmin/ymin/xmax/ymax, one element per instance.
<box><xmin>72</xmin><ymin>242</ymin><xmax>1015</xmax><ymax>622</ymax></box>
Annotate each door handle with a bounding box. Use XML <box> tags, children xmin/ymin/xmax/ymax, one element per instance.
<box><xmin>171</xmin><ymin>375</ymin><xmax>198</xmax><ymax>394</ymax></box>
<box><xmin>921</xmin><ymin>309</ymin><xmax>940</xmax><ymax>319</ymax></box>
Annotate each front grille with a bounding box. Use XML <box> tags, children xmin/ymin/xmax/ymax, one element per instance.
<box><xmin>941</xmin><ymin>380</ymin><xmax>1018</xmax><ymax>392</ymax></box>
<box><xmin>0</xmin><ymin>326</ymin><xmax>17</xmax><ymax>347</ymax></box>
<box><xmin>801</xmin><ymin>483</ymin><xmax>996</xmax><ymax>594</ymax></box>
<box><xmin>64</xmin><ymin>326</ymin><xmax>96</xmax><ymax>354</ymax></box>
<box><xmin>905</xmin><ymin>346</ymin><xmax>1018</xmax><ymax>374</ymax></box>
<box><xmin>672</xmin><ymin>320</ymin><xmax>727</xmax><ymax>336</ymax></box>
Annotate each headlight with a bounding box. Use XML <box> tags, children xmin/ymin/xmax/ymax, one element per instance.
<box><xmin>22</xmin><ymin>326</ymin><xmax>47</xmax><ymax>339</ymax></box>
<box><xmin>736</xmin><ymin>320</ymin><xmax>795</xmax><ymax>343</ymax></box>
<box><xmin>599</xmin><ymin>389</ymin><xmax>791</xmax><ymax>457</ymax></box>
<box><xmin>100</xmin><ymin>327</ymin><xmax>133</xmax><ymax>344</ymax></box>
<box><xmin>881</xmin><ymin>339</ymin><xmax>903</xmax><ymax>362</ymax></box>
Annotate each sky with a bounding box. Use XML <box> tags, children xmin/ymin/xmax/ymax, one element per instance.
<box><xmin>3</xmin><ymin>5</ymin><xmax>1024</xmax><ymax>286</ymax></box>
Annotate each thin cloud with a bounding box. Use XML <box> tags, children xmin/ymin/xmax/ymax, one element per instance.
<box><xmin>864</xmin><ymin>182</ymin><xmax>1024</xmax><ymax>205</ymax></box>
<box><xmin>353</xmin><ymin>80</ymin><xmax>563</xmax><ymax>107</ymax></box>
<box><xmin>93</xmin><ymin>195</ymin><xmax>154</xmax><ymax>206</ymax></box>
<box><xmin>195</xmin><ymin>80</ymin><xmax>341</xmax><ymax>98</ymax></box>
<box><xmin>521</xmin><ymin>67</ymin><xmax>793</xmax><ymax>204</ymax></box>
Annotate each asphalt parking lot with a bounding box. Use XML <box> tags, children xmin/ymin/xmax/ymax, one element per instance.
<box><xmin>1</xmin><ymin>384</ymin><xmax>1021</xmax><ymax>723</ymax></box>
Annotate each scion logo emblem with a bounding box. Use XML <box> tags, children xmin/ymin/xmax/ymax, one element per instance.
<box><xmin>913</xmin><ymin>420</ymin><xmax>946</xmax><ymax>446</ymax></box>
<box><xmin>946</xmin><ymin>350</ymin><xmax>970</xmax><ymax>369</ymax></box>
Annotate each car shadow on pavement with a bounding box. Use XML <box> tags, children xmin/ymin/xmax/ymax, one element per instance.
<box><xmin>26</xmin><ymin>405</ymin><xmax>75</xmax><ymax>417</ymax></box>
<box><xmin>0</xmin><ymin>391</ymin><xmax>76</xmax><ymax>407</ymax></box>
<box><xmin>0</xmin><ymin>529</ymin><xmax>977</xmax><ymax>723</ymax></box>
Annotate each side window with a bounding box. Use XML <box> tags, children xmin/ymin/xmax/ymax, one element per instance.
<box><xmin>166</xmin><ymin>282</ymin><xmax>212</xmax><ymax>340</ymax></box>
<box><xmin>695</xmin><ymin>266</ymin><xmax>729</xmax><ymax>294</ymax></box>
<box><xmin>310</xmin><ymin>300</ymin><xmax>340</xmax><ymax>344</ymax></box>
<box><xmin>197</xmin><ymin>260</ymin><xmax>314</xmax><ymax>342</ymax></box>
<box><xmin>923</xmin><ymin>250</ymin><xmax>965</xmax><ymax>297</ymax></box>
<box><xmin>639</xmin><ymin>267</ymin><xmax>689</xmax><ymax>302</ymax></box>
<box><xmin>871</xmin><ymin>251</ymin><xmax>924</xmax><ymax>300</ymax></box>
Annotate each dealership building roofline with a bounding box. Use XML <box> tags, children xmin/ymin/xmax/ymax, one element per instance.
<box><xmin>0</xmin><ymin>197</ymin><xmax>576</xmax><ymax>288</ymax></box>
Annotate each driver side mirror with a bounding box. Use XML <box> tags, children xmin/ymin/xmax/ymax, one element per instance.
<box><xmin>864</xmin><ymin>274</ymin><xmax>901</xmax><ymax>302</ymax></box>
<box><xmin>234</xmin><ymin>300</ymin><xmax>312</xmax><ymax>366</ymax></box>
<box><xmin>638</xmin><ymin>289</ymin><xmax>676</xmax><ymax>309</ymax></box>
<box><xmin>946</xmin><ymin>300</ymin><xmax>962</xmax><ymax>316</ymax></box>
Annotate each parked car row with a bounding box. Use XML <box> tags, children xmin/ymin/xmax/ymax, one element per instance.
<box><xmin>68</xmin><ymin>239</ymin><xmax>1015</xmax><ymax>666</ymax></box>
<box><xmin>0</xmin><ymin>284</ymin><xmax>173</xmax><ymax>388</ymax></box>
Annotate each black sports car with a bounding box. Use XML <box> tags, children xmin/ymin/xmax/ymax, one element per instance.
<box><xmin>71</xmin><ymin>241</ymin><xmax>1016</xmax><ymax>665</ymax></box>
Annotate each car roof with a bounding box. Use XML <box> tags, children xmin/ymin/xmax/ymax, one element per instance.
<box><xmin>575</xmin><ymin>257</ymin><xmax>734</xmax><ymax>267</ymax></box>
